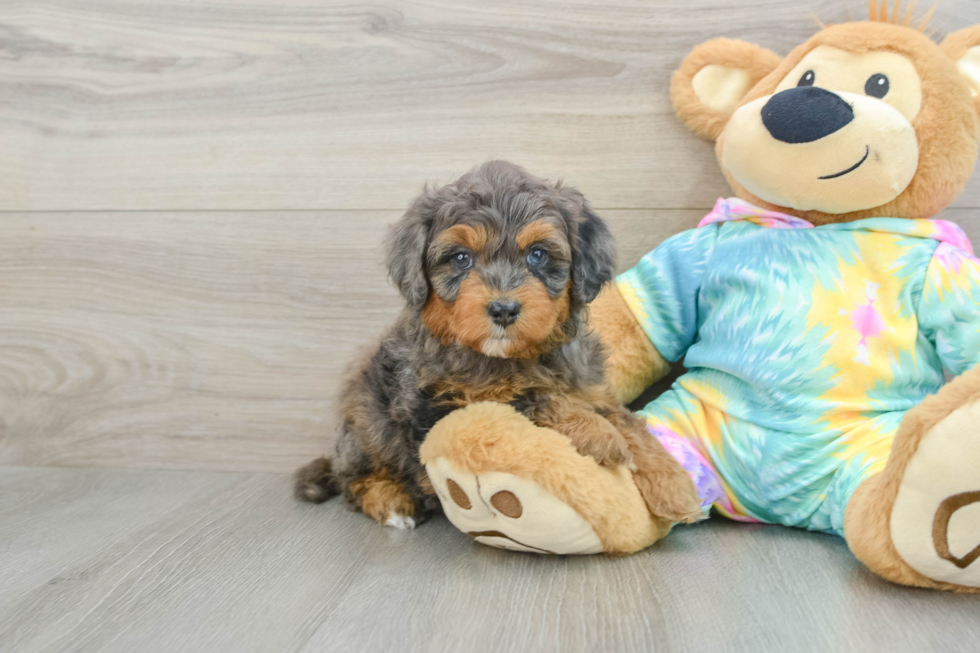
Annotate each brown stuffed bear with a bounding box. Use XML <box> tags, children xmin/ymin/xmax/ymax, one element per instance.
<box><xmin>421</xmin><ymin>8</ymin><xmax>980</xmax><ymax>593</ymax></box>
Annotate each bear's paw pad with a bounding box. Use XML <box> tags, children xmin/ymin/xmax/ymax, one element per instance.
<box><xmin>425</xmin><ymin>456</ymin><xmax>604</xmax><ymax>555</ymax></box>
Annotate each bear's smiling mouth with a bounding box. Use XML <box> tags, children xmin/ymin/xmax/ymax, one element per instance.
<box><xmin>818</xmin><ymin>145</ymin><xmax>870</xmax><ymax>180</ymax></box>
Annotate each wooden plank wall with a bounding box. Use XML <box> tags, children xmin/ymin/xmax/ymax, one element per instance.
<box><xmin>2</xmin><ymin>0</ymin><xmax>979</xmax><ymax>472</ymax></box>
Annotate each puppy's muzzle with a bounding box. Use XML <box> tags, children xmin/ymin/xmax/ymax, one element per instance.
<box><xmin>487</xmin><ymin>300</ymin><xmax>521</xmax><ymax>327</ymax></box>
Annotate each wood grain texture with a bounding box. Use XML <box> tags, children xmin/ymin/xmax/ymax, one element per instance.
<box><xmin>0</xmin><ymin>208</ymin><xmax>707</xmax><ymax>471</ymax></box>
<box><xmin>2</xmin><ymin>1</ymin><xmax>980</xmax><ymax>473</ymax></box>
<box><xmin>0</xmin><ymin>467</ymin><xmax>978</xmax><ymax>653</ymax></box>
<box><xmin>2</xmin><ymin>208</ymin><xmax>979</xmax><ymax>471</ymax></box>
<box><xmin>1</xmin><ymin>0</ymin><xmax>979</xmax><ymax>211</ymax></box>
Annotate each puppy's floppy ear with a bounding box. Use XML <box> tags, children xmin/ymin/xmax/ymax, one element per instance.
<box><xmin>671</xmin><ymin>38</ymin><xmax>782</xmax><ymax>141</ymax></box>
<box><xmin>385</xmin><ymin>193</ymin><xmax>433</xmax><ymax>311</ymax></box>
<box><xmin>559</xmin><ymin>186</ymin><xmax>616</xmax><ymax>306</ymax></box>
<box><xmin>941</xmin><ymin>26</ymin><xmax>980</xmax><ymax>115</ymax></box>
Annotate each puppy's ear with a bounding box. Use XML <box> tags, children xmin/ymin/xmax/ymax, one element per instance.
<box><xmin>671</xmin><ymin>38</ymin><xmax>782</xmax><ymax>141</ymax></box>
<box><xmin>559</xmin><ymin>186</ymin><xmax>616</xmax><ymax>306</ymax></box>
<box><xmin>385</xmin><ymin>193</ymin><xmax>432</xmax><ymax>310</ymax></box>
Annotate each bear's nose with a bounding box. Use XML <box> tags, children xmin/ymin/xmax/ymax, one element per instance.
<box><xmin>487</xmin><ymin>300</ymin><xmax>521</xmax><ymax>327</ymax></box>
<box><xmin>761</xmin><ymin>86</ymin><xmax>854</xmax><ymax>144</ymax></box>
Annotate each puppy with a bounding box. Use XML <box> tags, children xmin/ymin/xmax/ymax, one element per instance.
<box><xmin>295</xmin><ymin>161</ymin><xmax>701</xmax><ymax>529</ymax></box>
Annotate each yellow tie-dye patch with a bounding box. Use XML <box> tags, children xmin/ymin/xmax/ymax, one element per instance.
<box><xmin>805</xmin><ymin>233</ymin><xmax>919</xmax><ymax>429</ymax></box>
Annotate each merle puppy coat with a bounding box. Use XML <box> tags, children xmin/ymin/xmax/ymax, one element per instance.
<box><xmin>295</xmin><ymin>161</ymin><xmax>700</xmax><ymax>528</ymax></box>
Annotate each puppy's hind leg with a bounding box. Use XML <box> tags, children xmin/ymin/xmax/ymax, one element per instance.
<box><xmin>351</xmin><ymin>471</ymin><xmax>418</xmax><ymax>529</ymax></box>
<box><xmin>294</xmin><ymin>457</ymin><xmax>341</xmax><ymax>503</ymax></box>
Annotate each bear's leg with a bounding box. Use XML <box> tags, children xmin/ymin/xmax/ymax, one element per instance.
<box><xmin>844</xmin><ymin>366</ymin><xmax>980</xmax><ymax>592</ymax></box>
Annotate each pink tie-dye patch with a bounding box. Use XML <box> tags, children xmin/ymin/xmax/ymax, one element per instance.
<box><xmin>648</xmin><ymin>424</ymin><xmax>759</xmax><ymax>522</ymax></box>
<box><xmin>932</xmin><ymin>242</ymin><xmax>973</xmax><ymax>274</ymax></box>
<box><xmin>930</xmin><ymin>220</ymin><xmax>974</xmax><ymax>255</ymax></box>
<box><xmin>846</xmin><ymin>284</ymin><xmax>887</xmax><ymax>366</ymax></box>
<box><xmin>698</xmin><ymin>198</ymin><xmax>815</xmax><ymax>230</ymax></box>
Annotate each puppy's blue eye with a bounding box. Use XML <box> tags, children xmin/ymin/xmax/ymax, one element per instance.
<box><xmin>451</xmin><ymin>251</ymin><xmax>472</xmax><ymax>271</ymax></box>
<box><xmin>526</xmin><ymin>247</ymin><xmax>548</xmax><ymax>267</ymax></box>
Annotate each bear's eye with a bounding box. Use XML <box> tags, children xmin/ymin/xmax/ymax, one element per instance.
<box><xmin>797</xmin><ymin>70</ymin><xmax>816</xmax><ymax>87</ymax></box>
<box><xmin>526</xmin><ymin>247</ymin><xmax>548</xmax><ymax>267</ymax></box>
<box><xmin>865</xmin><ymin>73</ymin><xmax>889</xmax><ymax>99</ymax></box>
<box><xmin>450</xmin><ymin>251</ymin><xmax>473</xmax><ymax>271</ymax></box>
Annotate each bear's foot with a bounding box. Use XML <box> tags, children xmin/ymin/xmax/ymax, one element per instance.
<box><xmin>427</xmin><ymin>457</ymin><xmax>604</xmax><ymax>554</ymax></box>
<box><xmin>420</xmin><ymin>402</ymin><xmax>673</xmax><ymax>556</ymax></box>
<box><xmin>847</xmin><ymin>367</ymin><xmax>980</xmax><ymax>592</ymax></box>
<box><xmin>890</xmin><ymin>396</ymin><xmax>980</xmax><ymax>588</ymax></box>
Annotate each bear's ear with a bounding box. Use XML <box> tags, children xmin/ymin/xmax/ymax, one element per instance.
<box><xmin>670</xmin><ymin>38</ymin><xmax>782</xmax><ymax>141</ymax></box>
<box><xmin>941</xmin><ymin>26</ymin><xmax>980</xmax><ymax>114</ymax></box>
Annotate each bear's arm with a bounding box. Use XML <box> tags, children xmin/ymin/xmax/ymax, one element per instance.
<box><xmin>589</xmin><ymin>285</ymin><xmax>670</xmax><ymax>403</ymax></box>
<box><xmin>917</xmin><ymin>243</ymin><xmax>980</xmax><ymax>376</ymax></box>
<box><xmin>590</xmin><ymin>226</ymin><xmax>720</xmax><ymax>403</ymax></box>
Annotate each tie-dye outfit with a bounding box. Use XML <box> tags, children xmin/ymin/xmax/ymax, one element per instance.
<box><xmin>620</xmin><ymin>198</ymin><xmax>980</xmax><ymax>536</ymax></box>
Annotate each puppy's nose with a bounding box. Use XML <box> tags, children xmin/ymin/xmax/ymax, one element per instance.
<box><xmin>487</xmin><ymin>300</ymin><xmax>521</xmax><ymax>327</ymax></box>
<box><xmin>761</xmin><ymin>86</ymin><xmax>854</xmax><ymax>144</ymax></box>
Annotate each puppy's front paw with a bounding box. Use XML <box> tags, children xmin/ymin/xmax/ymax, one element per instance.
<box><xmin>575</xmin><ymin>436</ymin><xmax>633</xmax><ymax>468</ymax></box>
<box><xmin>547</xmin><ymin>409</ymin><xmax>634</xmax><ymax>468</ymax></box>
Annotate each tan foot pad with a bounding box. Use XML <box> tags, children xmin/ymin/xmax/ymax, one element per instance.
<box><xmin>426</xmin><ymin>457</ymin><xmax>604</xmax><ymax>555</ymax></box>
<box><xmin>891</xmin><ymin>399</ymin><xmax>980</xmax><ymax>587</ymax></box>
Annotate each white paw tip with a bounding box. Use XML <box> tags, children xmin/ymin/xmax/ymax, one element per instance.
<box><xmin>385</xmin><ymin>514</ymin><xmax>416</xmax><ymax>530</ymax></box>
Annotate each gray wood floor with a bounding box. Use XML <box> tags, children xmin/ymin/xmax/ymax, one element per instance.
<box><xmin>1</xmin><ymin>466</ymin><xmax>978</xmax><ymax>653</ymax></box>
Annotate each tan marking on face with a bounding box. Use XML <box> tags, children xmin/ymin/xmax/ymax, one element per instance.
<box><xmin>423</xmin><ymin>271</ymin><xmax>570</xmax><ymax>360</ymax></box>
<box><xmin>516</xmin><ymin>220</ymin><xmax>559</xmax><ymax>249</ymax></box>
<box><xmin>421</xmin><ymin>275</ymin><xmax>494</xmax><ymax>351</ymax></box>
<box><xmin>515</xmin><ymin>220</ymin><xmax>571</xmax><ymax>258</ymax></box>
<box><xmin>501</xmin><ymin>280</ymin><xmax>570</xmax><ymax>359</ymax></box>
<box><xmin>439</xmin><ymin>224</ymin><xmax>488</xmax><ymax>253</ymax></box>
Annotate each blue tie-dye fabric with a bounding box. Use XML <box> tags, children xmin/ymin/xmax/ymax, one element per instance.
<box><xmin>617</xmin><ymin>199</ymin><xmax>980</xmax><ymax>536</ymax></box>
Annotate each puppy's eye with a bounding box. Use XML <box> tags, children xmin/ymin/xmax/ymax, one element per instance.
<box><xmin>526</xmin><ymin>247</ymin><xmax>548</xmax><ymax>267</ymax></box>
<box><xmin>865</xmin><ymin>73</ymin><xmax>889</xmax><ymax>99</ymax></box>
<box><xmin>450</xmin><ymin>251</ymin><xmax>473</xmax><ymax>271</ymax></box>
<box><xmin>797</xmin><ymin>70</ymin><xmax>815</xmax><ymax>87</ymax></box>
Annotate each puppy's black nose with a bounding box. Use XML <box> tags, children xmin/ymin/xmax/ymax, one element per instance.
<box><xmin>761</xmin><ymin>87</ymin><xmax>854</xmax><ymax>144</ymax></box>
<box><xmin>487</xmin><ymin>300</ymin><xmax>521</xmax><ymax>327</ymax></box>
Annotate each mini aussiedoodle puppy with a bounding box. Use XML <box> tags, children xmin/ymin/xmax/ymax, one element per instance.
<box><xmin>295</xmin><ymin>160</ymin><xmax>700</xmax><ymax>529</ymax></box>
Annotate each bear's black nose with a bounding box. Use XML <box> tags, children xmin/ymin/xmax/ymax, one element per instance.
<box><xmin>761</xmin><ymin>86</ymin><xmax>854</xmax><ymax>144</ymax></box>
<box><xmin>487</xmin><ymin>300</ymin><xmax>521</xmax><ymax>327</ymax></box>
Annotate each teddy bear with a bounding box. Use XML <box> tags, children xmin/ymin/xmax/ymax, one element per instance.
<box><xmin>419</xmin><ymin>9</ymin><xmax>980</xmax><ymax>593</ymax></box>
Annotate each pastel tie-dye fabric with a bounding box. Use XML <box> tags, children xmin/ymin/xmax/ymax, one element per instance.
<box><xmin>618</xmin><ymin>198</ymin><xmax>980</xmax><ymax>537</ymax></box>
<box><xmin>650</xmin><ymin>424</ymin><xmax>752</xmax><ymax>521</ymax></box>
